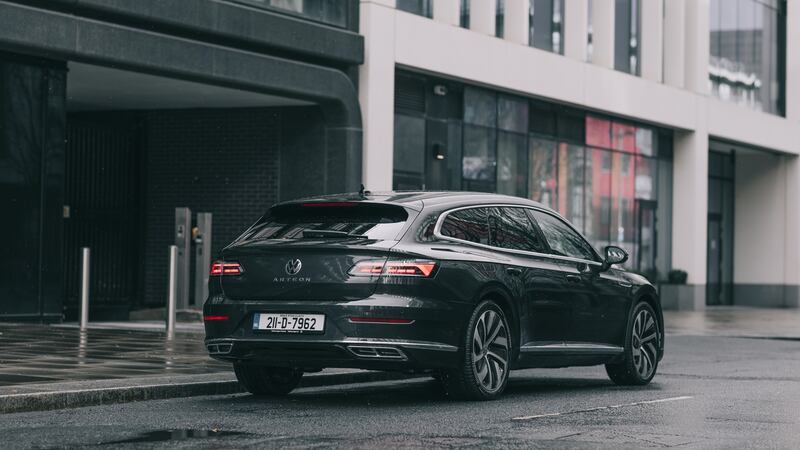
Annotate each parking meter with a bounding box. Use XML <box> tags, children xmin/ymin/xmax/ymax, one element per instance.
<box><xmin>193</xmin><ymin>213</ymin><xmax>212</xmax><ymax>307</ymax></box>
<box><xmin>174</xmin><ymin>207</ymin><xmax>191</xmax><ymax>310</ymax></box>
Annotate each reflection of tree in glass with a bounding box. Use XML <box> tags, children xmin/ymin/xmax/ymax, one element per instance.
<box><xmin>533</xmin><ymin>212</ymin><xmax>595</xmax><ymax>260</ymax></box>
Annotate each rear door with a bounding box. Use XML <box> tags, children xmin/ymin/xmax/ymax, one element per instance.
<box><xmin>220</xmin><ymin>202</ymin><xmax>413</xmax><ymax>302</ymax></box>
<box><xmin>490</xmin><ymin>207</ymin><xmax>571</xmax><ymax>345</ymax></box>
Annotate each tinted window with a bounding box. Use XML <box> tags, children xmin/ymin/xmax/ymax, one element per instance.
<box><xmin>491</xmin><ymin>208</ymin><xmax>545</xmax><ymax>252</ymax></box>
<box><xmin>439</xmin><ymin>207</ymin><xmax>491</xmax><ymax>245</ymax></box>
<box><xmin>530</xmin><ymin>211</ymin><xmax>596</xmax><ymax>260</ymax></box>
<box><xmin>241</xmin><ymin>204</ymin><xmax>408</xmax><ymax>241</ymax></box>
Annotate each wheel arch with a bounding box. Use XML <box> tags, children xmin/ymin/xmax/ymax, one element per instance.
<box><xmin>475</xmin><ymin>283</ymin><xmax>521</xmax><ymax>365</ymax></box>
<box><xmin>634</xmin><ymin>288</ymin><xmax>665</xmax><ymax>360</ymax></box>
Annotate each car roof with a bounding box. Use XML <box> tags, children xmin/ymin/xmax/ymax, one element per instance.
<box><xmin>276</xmin><ymin>191</ymin><xmax>555</xmax><ymax>213</ymax></box>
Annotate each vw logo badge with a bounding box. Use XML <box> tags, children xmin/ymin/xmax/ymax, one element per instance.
<box><xmin>285</xmin><ymin>259</ymin><xmax>302</xmax><ymax>275</ymax></box>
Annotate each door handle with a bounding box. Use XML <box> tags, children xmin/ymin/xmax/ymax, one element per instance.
<box><xmin>565</xmin><ymin>275</ymin><xmax>582</xmax><ymax>284</ymax></box>
<box><xmin>506</xmin><ymin>267</ymin><xmax>523</xmax><ymax>277</ymax></box>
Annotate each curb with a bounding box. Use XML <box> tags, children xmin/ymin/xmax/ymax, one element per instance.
<box><xmin>0</xmin><ymin>370</ymin><xmax>417</xmax><ymax>415</ymax></box>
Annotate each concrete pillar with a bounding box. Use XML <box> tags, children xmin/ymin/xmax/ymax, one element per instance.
<box><xmin>640</xmin><ymin>0</ymin><xmax>663</xmax><ymax>82</ymax></box>
<box><xmin>590</xmin><ymin>0</ymin><xmax>615</xmax><ymax>68</ymax></box>
<box><xmin>671</xmin><ymin>122</ymin><xmax>709</xmax><ymax>310</ymax></box>
<box><xmin>663</xmin><ymin>0</ymin><xmax>685</xmax><ymax>87</ymax></box>
<box><xmin>359</xmin><ymin>0</ymin><xmax>396</xmax><ymax>191</ymax></box>
<box><xmin>564</xmin><ymin>0</ymin><xmax>589</xmax><ymax>61</ymax></box>
<box><xmin>785</xmin><ymin>156</ymin><xmax>800</xmax><ymax>307</ymax></box>
<box><xmin>734</xmin><ymin>153</ymin><xmax>795</xmax><ymax>307</ymax></box>
<box><xmin>503</xmin><ymin>0</ymin><xmax>529</xmax><ymax>45</ymax></box>
<box><xmin>433</xmin><ymin>0</ymin><xmax>460</xmax><ymax>26</ymax></box>
<box><xmin>684</xmin><ymin>0</ymin><xmax>710</xmax><ymax>94</ymax></box>
<box><xmin>787</xmin><ymin>0</ymin><xmax>800</xmax><ymax>120</ymax></box>
<box><xmin>469</xmin><ymin>0</ymin><xmax>496</xmax><ymax>36</ymax></box>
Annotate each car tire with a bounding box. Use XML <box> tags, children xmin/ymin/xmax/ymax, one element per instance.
<box><xmin>442</xmin><ymin>300</ymin><xmax>511</xmax><ymax>401</ymax></box>
<box><xmin>233</xmin><ymin>363</ymin><xmax>303</xmax><ymax>396</ymax></box>
<box><xmin>605</xmin><ymin>301</ymin><xmax>661</xmax><ymax>386</ymax></box>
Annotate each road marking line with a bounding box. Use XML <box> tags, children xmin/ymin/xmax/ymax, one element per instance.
<box><xmin>511</xmin><ymin>395</ymin><xmax>694</xmax><ymax>422</ymax></box>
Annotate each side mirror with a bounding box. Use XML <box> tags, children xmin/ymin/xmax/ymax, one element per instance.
<box><xmin>602</xmin><ymin>245</ymin><xmax>628</xmax><ymax>270</ymax></box>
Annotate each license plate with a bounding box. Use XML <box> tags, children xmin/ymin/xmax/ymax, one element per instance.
<box><xmin>253</xmin><ymin>313</ymin><xmax>325</xmax><ymax>333</ymax></box>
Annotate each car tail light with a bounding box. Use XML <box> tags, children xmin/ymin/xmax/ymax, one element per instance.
<box><xmin>210</xmin><ymin>261</ymin><xmax>243</xmax><ymax>276</ymax></box>
<box><xmin>349</xmin><ymin>260</ymin><xmax>438</xmax><ymax>278</ymax></box>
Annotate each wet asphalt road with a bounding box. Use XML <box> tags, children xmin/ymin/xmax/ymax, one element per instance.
<box><xmin>2</xmin><ymin>334</ymin><xmax>799</xmax><ymax>449</ymax></box>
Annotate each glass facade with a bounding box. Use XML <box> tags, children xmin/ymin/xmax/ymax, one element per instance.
<box><xmin>396</xmin><ymin>0</ymin><xmax>432</xmax><ymax>18</ymax></box>
<box><xmin>709</xmin><ymin>0</ymin><xmax>786</xmax><ymax>115</ymax></box>
<box><xmin>529</xmin><ymin>0</ymin><xmax>564</xmax><ymax>54</ymax></box>
<box><xmin>394</xmin><ymin>71</ymin><xmax>673</xmax><ymax>278</ymax></box>
<box><xmin>235</xmin><ymin>0</ymin><xmax>348</xmax><ymax>28</ymax></box>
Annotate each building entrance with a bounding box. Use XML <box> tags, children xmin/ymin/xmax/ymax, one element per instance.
<box><xmin>63</xmin><ymin>116</ymin><xmax>142</xmax><ymax>320</ymax></box>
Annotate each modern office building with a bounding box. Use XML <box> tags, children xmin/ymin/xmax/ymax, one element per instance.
<box><xmin>0</xmin><ymin>0</ymin><xmax>363</xmax><ymax>321</ymax></box>
<box><xmin>359</xmin><ymin>0</ymin><xmax>799</xmax><ymax>309</ymax></box>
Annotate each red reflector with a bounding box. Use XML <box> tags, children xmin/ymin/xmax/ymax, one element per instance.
<box><xmin>203</xmin><ymin>315</ymin><xmax>229</xmax><ymax>321</ymax></box>
<box><xmin>349</xmin><ymin>317</ymin><xmax>414</xmax><ymax>324</ymax></box>
<box><xmin>301</xmin><ymin>202</ymin><xmax>357</xmax><ymax>207</ymax></box>
<box><xmin>210</xmin><ymin>261</ymin><xmax>243</xmax><ymax>276</ymax></box>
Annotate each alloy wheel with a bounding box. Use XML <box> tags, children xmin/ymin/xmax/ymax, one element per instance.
<box><xmin>471</xmin><ymin>309</ymin><xmax>509</xmax><ymax>393</ymax></box>
<box><xmin>631</xmin><ymin>308</ymin><xmax>659</xmax><ymax>379</ymax></box>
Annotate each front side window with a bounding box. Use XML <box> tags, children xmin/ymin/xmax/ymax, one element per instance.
<box><xmin>530</xmin><ymin>210</ymin><xmax>596</xmax><ymax>261</ymax></box>
<box><xmin>439</xmin><ymin>207</ymin><xmax>491</xmax><ymax>245</ymax></box>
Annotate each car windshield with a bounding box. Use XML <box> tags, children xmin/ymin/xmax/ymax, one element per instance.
<box><xmin>239</xmin><ymin>203</ymin><xmax>409</xmax><ymax>241</ymax></box>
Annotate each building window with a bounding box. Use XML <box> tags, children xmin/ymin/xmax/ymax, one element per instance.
<box><xmin>529</xmin><ymin>0</ymin><xmax>564</xmax><ymax>54</ymax></box>
<box><xmin>396</xmin><ymin>0</ymin><xmax>433</xmax><ymax>18</ymax></box>
<box><xmin>614</xmin><ymin>0</ymin><xmax>640</xmax><ymax>75</ymax></box>
<box><xmin>496</xmin><ymin>0</ymin><xmax>505</xmax><ymax>38</ymax></box>
<box><xmin>709</xmin><ymin>0</ymin><xmax>786</xmax><ymax>116</ymax></box>
<box><xmin>237</xmin><ymin>0</ymin><xmax>348</xmax><ymax>28</ymax></box>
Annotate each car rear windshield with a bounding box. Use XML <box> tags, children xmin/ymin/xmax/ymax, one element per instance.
<box><xmin>239</xmin><ymin>203</ymin><xmax>410</xmax><ymax>241</ymax></box>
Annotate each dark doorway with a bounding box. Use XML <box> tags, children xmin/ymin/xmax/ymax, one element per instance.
<box><xmin>635</xmin><ymin>199</ymin><xmax>657</xmax><ymax>277</ymax></box>
<box><xmin>706</xmin><ymin>151</ymin><xmax>734</xmax><ymax>306</ymax></box>
<box><xmin>63</xmin><ymin>115</ymin><xmax>142</xmax><ymax>320</ymax></box>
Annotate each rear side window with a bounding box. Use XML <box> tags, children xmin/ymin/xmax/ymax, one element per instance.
<box><xmin>439</xmin><ymin>207</ymin><xmax>491</xmax><ymax>245</ymax></box>
<box><xmin>491</xmin><ymin>207</ymin><xmax>545</xmax><ymax>252</ymax></box>
<box><xmin>240</xmin><ymin>203</ymin><xmax>409</xmax><ymax>241</ymax></box>
<box><xmin>530</xmin><ymin>210</ymin><xmax>596</xmax><ymax>261</ymax></box>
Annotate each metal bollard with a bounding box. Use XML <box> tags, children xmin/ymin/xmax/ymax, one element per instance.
<box><xmin>166</xmin><ymin>245</ymin><xmax>178</xmax><ymax>339</ymax></box>
<box><xmin>80</xmin><ymin>247</ymin><xmax>90</xmax><ymax>331</ymax></box>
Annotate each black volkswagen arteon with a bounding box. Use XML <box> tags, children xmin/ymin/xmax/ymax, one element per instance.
<box><xmin>204</xmin><ymin>191</ymin><xmax>664</xmax><ymax>400</ymax></box>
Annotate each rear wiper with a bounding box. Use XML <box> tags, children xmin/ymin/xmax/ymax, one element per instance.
<box><xmin>302</xmin><ymin>230</ymin><xmax>368</xmax><ymax>239</ymax></box>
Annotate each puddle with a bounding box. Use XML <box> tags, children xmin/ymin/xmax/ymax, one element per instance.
<box><xmin>105</xmin><ymin>429</ymin><xmax>246</xmax><ymax>444</ymax></box>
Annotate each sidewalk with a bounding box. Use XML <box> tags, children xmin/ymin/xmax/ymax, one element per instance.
<box><xmin>0</xmin><ymin>322</ymin><xmax>411</xmax><ymax>413</ymax></box>
<box><xmin>664</xmin><ymin>306</ymin><xmax>800</xmax><ymax>339</ymax></box>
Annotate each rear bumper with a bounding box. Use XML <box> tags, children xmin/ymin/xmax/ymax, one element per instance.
<box><xmin>203</xmin><ymin>294</ymin><xmax>469</xmax><ymax>371</ymax></box>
